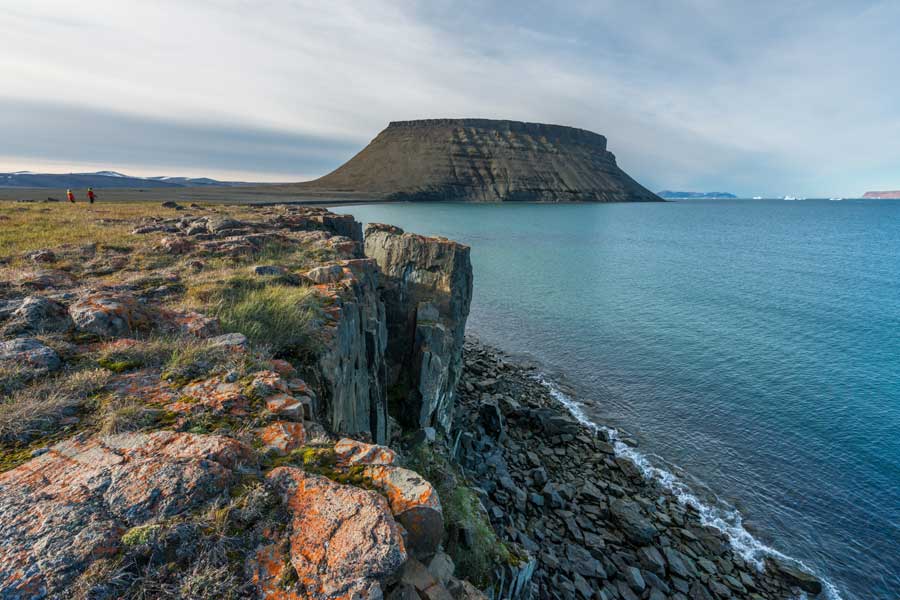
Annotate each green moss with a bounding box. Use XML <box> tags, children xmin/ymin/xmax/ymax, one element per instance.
<box><xmin>121</xmin><ymin>524</ymin><xmax>162</xmax><ymax>546</ymax></box>
<box><xmin>98</xmin><ymin>358</ymin><xmax>142</xmax><ymax>373</ymax></box>
<box><xmin>0</xmin><ymin>446</ymin><xmax>34</xmax><ymax>472</ymax></box>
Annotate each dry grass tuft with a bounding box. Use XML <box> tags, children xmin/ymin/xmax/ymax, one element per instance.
<box><xmin>0</xmin><ymin>368</ymin><xmax>110</xmax><ymax>444</ymax></box>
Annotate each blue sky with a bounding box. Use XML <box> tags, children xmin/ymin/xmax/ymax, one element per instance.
<box><xmin>1</xmin><ymin>0</ymin><xmax>898</xmax><ymax>196</ymax></box>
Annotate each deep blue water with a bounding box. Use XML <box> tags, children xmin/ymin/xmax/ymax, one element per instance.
<box><xmin>333</xmin><ymin>199</ymin><xmax>900</xmax><ymax>600</ymax></box>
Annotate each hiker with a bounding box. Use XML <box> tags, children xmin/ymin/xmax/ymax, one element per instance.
<box><xmin>87</xmin><ymin>187</ymin><xmax>96</xmax><ymax>204</ymax></box>
<box><xmin>66</xmin><ymin>189</ymin><xmax>75</xmax><ymax>203</ymax></box>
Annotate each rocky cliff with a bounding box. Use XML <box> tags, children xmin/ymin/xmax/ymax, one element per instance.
<box><xmin>288</xmin><ymin>119</ymin><xmax>661</xmax><ymax>202</ymax></box>
<box><xmin>0</xmin><ymin>202</ymin><xmax>480</xmax><ymax>600</ymax></box>
<box><xmin>0</xmin><ymin>200</ymin><xmax>822</xmax><ymax>600</ymax></box>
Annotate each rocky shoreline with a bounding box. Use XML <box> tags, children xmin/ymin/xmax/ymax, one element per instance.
<box><xmin>449</xmin><ymin>337</ymin><xmax>824</xmax><ymax>600</ymax></box>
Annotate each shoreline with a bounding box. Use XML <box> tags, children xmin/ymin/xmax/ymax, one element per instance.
<box><xmin>453</xmin><ymin>336</ymin><xmax>828</xmax><ymax>599</ymax></box>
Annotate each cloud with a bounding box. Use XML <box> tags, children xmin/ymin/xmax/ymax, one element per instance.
<box><xmin>0</xmin><ymin>0</ymin><xmax>898</xmax><ymax>195</ymax></box>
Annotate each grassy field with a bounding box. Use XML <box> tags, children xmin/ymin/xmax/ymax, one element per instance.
<box><xmin>0</xmin><ymin>200</ymin><xmax>266</xmax><ymax>256</ymax></box>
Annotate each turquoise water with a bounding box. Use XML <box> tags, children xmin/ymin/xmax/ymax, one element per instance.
<box><xmin>334</xmin><ymin>199</ymin><xmax>900</xmax><ymax>600</ymax></box>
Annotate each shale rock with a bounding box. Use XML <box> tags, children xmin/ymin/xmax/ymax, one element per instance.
<box><xmin>365</xmin><ymin>223</ymin><xmax>473</xmax><ymax>432</ymax></box>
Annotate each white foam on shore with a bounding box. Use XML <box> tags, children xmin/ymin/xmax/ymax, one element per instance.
<box><xmin>534</xmin><ymin>373</ymin><xmax>843</xmax><ymax>600</ymax></box>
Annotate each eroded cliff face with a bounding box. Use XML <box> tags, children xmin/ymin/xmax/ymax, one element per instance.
<box><xmin>290</xmin><ymin>118</ymin><xmax>661</xmax><ymax>203</ymax></box>
<box><xmin>364</xmin><ymin>223</ymin><xmax>473</xmax><ymax>432</ymax></box>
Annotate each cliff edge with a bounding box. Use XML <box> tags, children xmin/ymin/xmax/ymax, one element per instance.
<box><xmin>286</xmin><ymin>119</ymin><xmax>661</xmax><ymax>202</ymax></box>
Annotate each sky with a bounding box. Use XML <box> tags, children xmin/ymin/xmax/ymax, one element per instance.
<box><xmin>1</xmin><ymin>0</ymin><xmax>898</xmax><ymax>196</ymax></box>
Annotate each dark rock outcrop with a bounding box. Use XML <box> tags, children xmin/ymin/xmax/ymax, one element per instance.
<box><xmin>365</xmin><ymin>223</ymin><xmax>473</xmax><ymax>432</ymax></box>
<box><xmin>289</xmin><ymin>119</ymin><xmax>661</xmax><ymax>202</ymax></box>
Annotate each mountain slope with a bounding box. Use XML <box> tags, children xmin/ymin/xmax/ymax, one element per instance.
<box><xmin>284</xmin><ymin>119</ymin><xmax>660</xmax><ymax>202</ymax></box>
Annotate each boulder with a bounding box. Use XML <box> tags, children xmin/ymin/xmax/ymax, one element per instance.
<box><xmin>69</xmin><ymin>292</ymin><xmax>152</xmax><ymax>337</ymax></box>
<box><xmin>1</xmin><ymin>295</ymin><xmax>72</xmax><ymax>335</ymax></box>
<box><xmin>265</xmin><ymin>467</ymin><xmax>406</xmax><ymax>598</ymax></box>
<box><xmin>363</xmin><ymin>465</ymin><xmax>443</xmax><ymax>558</ymax></box>
<box><xmin>610</xmin><ymin>498</ymin><xmax>657</xmax><ymax>546</ymax></box>
<box><xmin>364</xmin><ymin>224</ymin><xmax>473</xmax><ymax>432</ymax></box>
<box><xmin>767</xmin><ymin>559</ymin><xmax>823</xmax><ymax>595</ymax></box>
<box><xmin>0</xmin><ymin>432</ymin><xmax>250</xmax><ymax>598</ymax></box>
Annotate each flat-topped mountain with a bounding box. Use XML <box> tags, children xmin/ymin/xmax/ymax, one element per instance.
<box><xmin>285</xmin><ymin>118</ymin><xmax>660</xmax><ymax>202</ymax></box>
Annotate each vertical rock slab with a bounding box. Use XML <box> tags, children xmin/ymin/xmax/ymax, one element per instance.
<box><xmin>364</xmin><ymin>224</ymin><xmax>473</xmax><ymax>432</ymax></box>
<box><xmin>315</xmin><ymin>258</ymin><xmax>390</xmax><ymax>443</ymax></box>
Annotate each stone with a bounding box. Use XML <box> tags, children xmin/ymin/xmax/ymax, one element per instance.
<box><xmin>160</xmin><ymin>201</ymin><xmax>181</xmax><ymax>209</ymax></box>
<box><xmin>252</xmin><ymin>264</ymin><xmax>288</xmax><ymax>276</ymax></box>
<box><xmin>1</xmin><ymin>295</ymin><xmax>71</xmax><ymax>336</ymax></box>
<box><xmin>428</xmin><ymin>551</ymin><xmax>455</xmax><ymax>585</ymax></box>
<box><xmin>610</xmin><ymin>498</ymin><xmax>657</xmax><ymax>545</ymax></box>
<box><xmin>363</xmin><ymin>465</ymin><xmax>443</xmax><ymax>558</ymax></box>
<box><xmin>69</xmin><ymin>292</ymin><xmax>152</xmax><ymax>337</ymax></box>
<box><xmin>664</xmin><ymin>547</ymin><xmax>694</xmax><ymax>580</ymax></box>
<box><xmin>334</xmin><ymin>438</ymin><xmax>398</xmax><ymax>466</ymax></box>
<box><xmin>478</xmin><ymin>400</ymin><xmax>505</xmax><ymax>437</ymax></box>
<box><xmin>767</xmin><ymin>559</ymin><xmax>823</xmax><ymax>595</ymax></box>
<box><xmin>156</xmin><ymin>236</ymin><xmax>193</xmax><ymax>254</ymax></box>
<box><xmin>265</xmin><ymin>467</ymin><xmax>406</xmax><ymax>599</ymax></box>
<box><xmin>399</xmin><ymin>559</ymin><xmax>454</xmax><ymax>600</ymax></box>
<box><xmin>0</xmin><ymin>337</ymin><xmax>60</xmax><ymax>375</ymax></box>
<box><xmin>208</xmin><ymin>332</ymin><xmax>249</xmax><ymax>349</ymax></box>
<box><xmin>306</xmin><ymin>264</ymin><xmax>346</xmax><ymax>283</ymax></box>
<box><xmin>572</xmin><ymin>572</ymin><xmax>593</xmax><ymax>599</ymax></box>
<box><xmin>258</xmin><ymin>421</ymin><xmax>306</xmax><ymax>455</ymax></box>
<box><xmin>0</xmin><ymin>432</ymin><xmax>250</xmax><ymax>598</ymax></box>
<box><xmin>624</xmin><ymin>566</ymin><xmax>646</xmax><ymax>592</ymax></box>
<box><xmin>638</xmin><ymin>546</ymin><xmax>667</xmax><ymax>575</ymax></box>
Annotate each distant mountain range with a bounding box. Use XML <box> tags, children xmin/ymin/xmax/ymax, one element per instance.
<box><xmin>657</xmin><ymin>190</ymin><xmax>737</xmax><ymax>199</ymax></box>
<box><xmin>0</xmin><ymin>171</ymin><xmax>254</xmax><ymax>189</ymax></box>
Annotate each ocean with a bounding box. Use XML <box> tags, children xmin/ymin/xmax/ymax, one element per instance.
<box><xmin>332</xmin><ymin>199</ymin><xmax>900</xmax><ymax>600</ymax></box>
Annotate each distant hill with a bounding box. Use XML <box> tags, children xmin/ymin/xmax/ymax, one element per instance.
<box><xmin>276</xmin><ymin>119</ymin><xmax>661</xmax><ymax>202</ymax></box>
<box><xmin>0</xmin><ymin>171</ymin><xmax>254</xmax><ymax>189</ymax></box>
<box><xmin>862</xmin><ymin>190</ymin><xmax>900</xmax><ymax>199</ymax></box>
<box><xmin>657</xmin><ymin>190</ymin><xmax>737</xmax><ymax>199</ymax></box>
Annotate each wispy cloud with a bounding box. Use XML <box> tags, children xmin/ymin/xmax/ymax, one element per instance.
<box><xmin>0</xmin><ymin>0</ymin><xmax>898</xmax><ymax>195</ymax></box>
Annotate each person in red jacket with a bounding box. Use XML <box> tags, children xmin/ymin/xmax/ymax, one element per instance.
<box><xmin>66</xmin><ymin>189</ymin><xmax>75</xmax><ymax>203</ymax></box>
<box><xmin>87</xmin><ymin>188</ymin><xmax>96</xmax><ymax>204</ymax></box>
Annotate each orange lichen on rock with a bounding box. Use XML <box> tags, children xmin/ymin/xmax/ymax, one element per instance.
<box><xmin>264</xmin><ymin>467</ymin><xmax>406</xmax><ymax>599</ymax></box>
<box><xmin>0</xmin><ymin>431</ymin><xmax>251</xmax><ymax>598</ymax></box>
<box><xmin>259</xmin><ymin>421</ymin><xmax>307</xmax><ymax>455</ymax></box>
<box><xmin>363</xmin><ymin>465</ymin><xmax>443</xmax><ymax>558</ymax></box>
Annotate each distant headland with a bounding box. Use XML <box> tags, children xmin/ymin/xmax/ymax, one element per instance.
<box><xmin>862</xmin><ymin>190</ymin><xmax>900</xmax><ymax>199</ymax></box>
<box><xmin>276</xmin><ymin>119</ymin><xmax>661</xmax><ymax>203</ymax></box>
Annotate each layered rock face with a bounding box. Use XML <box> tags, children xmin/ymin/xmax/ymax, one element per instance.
<box><xmin>365</xmin><ymin>223</ymin><xmax>474</xmax><ymax>432</ymax></box>
<box><xmin>291</xmin><ymin>118</ymin><xmax>661</xmax><ymax>202</ymax></box>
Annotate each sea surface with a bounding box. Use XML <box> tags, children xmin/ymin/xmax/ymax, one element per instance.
<box><xmin>332</xmin><ymin>199</ymin><xmax>900</xmax><ymax>600</ymax></box>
